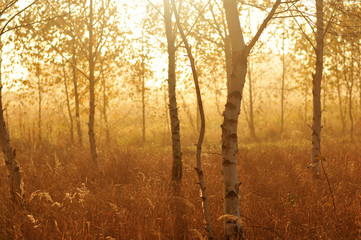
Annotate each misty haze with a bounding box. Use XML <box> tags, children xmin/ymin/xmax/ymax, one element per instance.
<box><xmin>0</xmin><ymin>0</ymin><xmax>360</xmax><ymax>239</ymax></box>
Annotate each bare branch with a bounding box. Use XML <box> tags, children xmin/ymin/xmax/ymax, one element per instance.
<box><xmin>42</xmin><ymin>36</ymin><xmax>89</xmax><ymax>80</ymax></box>
<box><xmin>146</xmin><ymin>0</ymin><xmax>164</xmax><ymax>18</ymax></box>
<box><xmin>3</xmin><ymin>13</ymin><xmax>68</xmax><ymax>35</ymax></box>
<box><xmin>247</xmin><ymin>0</ymin><xmax>281</xmax><ymax>53</ymax></box>
<box><xmin>291</xmin><ymin>1</ymin><xmax>316</xmax><ymax>36</ymax></box>
<box><xmin>0</xmin><ymin>0</ymin><xmax>18</xmax><ymax>17</ymax></box>
<box><xmin>288</xmin><ymin>4</ymin><xmax>316</xmax><ymax>51</ymax></box>
<box><xmin>0</xmin><ymin>0</ymin><xmax>38</xmax><ymax>36</ymax></box>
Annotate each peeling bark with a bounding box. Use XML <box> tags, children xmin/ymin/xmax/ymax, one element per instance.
<box><xmin>223</xmin><ymin>0</ymin><xmax>280</xmax><ymax>238</ymax></box>
<box><xmin>223</xmin><ymin>0</ymin><xmax>247</xmax><ymax>238</ymax></box>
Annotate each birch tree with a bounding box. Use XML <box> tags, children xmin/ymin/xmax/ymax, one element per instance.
<box><xmin>310</xmin><ymin>0</ymin><xmax>324</xmax><ymax>176</ymax></box>
<box><xmin>43</xmin><ymin>0</ymin><xmax>123</xmax><ymax>164</ymax></box>
<box><xmin>288</xmin><ymin>0</ymin><xmax>339</xmax><ymax>175</ymax></box>
<box><xmin>171</xmin><ymin>0</ymin><xmax>214</xmax><ymax>238</ymax></box>
<box><xmin>222</xmin><ymin>0</ymin><xmax>281</xmax><ymax>238</ymax></box>
<box><xmin>163</xmin><ymin>0</ymin><xmax>182</xmax><ymax>184</ymax></box>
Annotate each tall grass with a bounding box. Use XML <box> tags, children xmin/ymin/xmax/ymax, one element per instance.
<box><xmin>1</xmin><ymin>138</ymin><xmax>361</xmax><ymax>239</ymax></box>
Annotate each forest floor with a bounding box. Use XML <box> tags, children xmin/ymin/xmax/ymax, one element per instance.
<box><xmin>0</xmin><ymin>138</ymin><xmax>361</xmax><ymax>239</ymax></box>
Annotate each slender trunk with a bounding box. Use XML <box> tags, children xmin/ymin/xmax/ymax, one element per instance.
<box><xmin>172</xmin><ymin>2</ymin><xmax>214</xmax><ymax>238</ymax></box>
<box><xmin>163</xmin><ymin>84</ymin><xmax>170</xmax><ymax>141</ymax></box>
<box><xmin>247</xmin><ymin>8</ymin><xmax>256</xmax><ymax>140</ymax></box>
<box><xmin>281</xmin><ymin>24</ymin><xmax>286</xmax><ymax>135</ymax></box>
<box><xmin>69</xmin><ymin>0</ymin><xmax>82</xmax><ymax>146</ymax></box>
<box><xmin>88</xmin><ymin>0</ymin><xmax>97</xmax><ymax>165</ymax></box>
<box><xmin>349</xmin><ymin>88</ymin><xmax>354</xmax><ymax>141</ymax></box>
<box><xmin>196</xmin><ymin>104</ymin><xmax>200</xmax><ymax>132</ymax></box>
<box><xmin>337</xmin><ymin>78</ymin><xmax>345</xmax><ymax>134</ymax></box>
<box><xmin>304</xmin><ymin>85</ymin><xmax>308</xmax><ymax>122</ymax></box>
<box><xmin>62</xmin><ymin>63</ymin><xmax>74</xmax><ymax>143</ymax></box>
<box><xmin>164</xmin><ymin>0</ymin><xmax>182</xmax><ymax>183</ymax></box>
<box><xmin>247</xmin><ymin>57</ymin><xmax>256</xmax><ymax>140</ymax></box>
<box><xmin>223</xmin><ymin>1</ymin><xmax>247</xmax><ymax>238</ymax></box>
<box><xmin>37</xmin><ymin>67</ymin><xmax>42</xmax><ymax>143</ymax></box>
<box><xmin>311</xmin><ymin>0</ymin><xmax>323</xmax><ymax>176</ymax></box>
<box><xmin>342</xmin><ymin>42</ymin><xmax>354</xmax><ymax>141</ymax></box>
<box><xmin>335</xmin><ymin>51</ymin><xmax>346</xmax><ymax>134</ymax></box>
<box><xmin>141</xmin><ymin>45</ymin><xmax>146</xmax><ymax>145</ymax></box>
<box><xmin>348</xmin><ymin>47</ymin><xmax>354</xmax><ymax>142</ymax></box>
<box><xmin>72</xmin><ymin>43</ymin><xmax>82</xmax><ymax>146</ymax></box>
<box><xmin>101</xmin><ymin>68</ymin><xmax>110</xmax><ymax>144</ymax></box>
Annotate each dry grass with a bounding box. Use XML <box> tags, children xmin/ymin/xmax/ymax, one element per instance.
<box><xmin>1</xmin><ymin>138</ymin><xmax>361</xmax><ymax>239</ymax></box>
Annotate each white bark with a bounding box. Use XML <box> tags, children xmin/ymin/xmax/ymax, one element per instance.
<box><xmin>222</xmin><ymin>1</ymin><xmax>247</xmax><ymax>238</ymax></box>
<box><xmin>223</xmin><ymin>0</ymin><xmax>281</xmax><ymax>238</ymax></box>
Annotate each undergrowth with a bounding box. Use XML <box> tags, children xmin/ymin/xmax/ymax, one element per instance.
<box><xmin>1</xmin><ymin>139</ymin><xmax>361</xmax><ymax>239</ymax></box>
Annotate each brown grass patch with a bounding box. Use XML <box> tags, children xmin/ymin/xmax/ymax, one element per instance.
<box><xmin>1</xmin><ymin>140</ymin><xmax>361</xmax><ymax>239</ymax></box>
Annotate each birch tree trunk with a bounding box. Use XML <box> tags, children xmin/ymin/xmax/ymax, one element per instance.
<box><xmin>223</xmin><ymin>0</ymin><xmax>280</xmax><ymax>238</ymax></box>
<box><xmin>311</xmin><ymin>0</ymin><xmax>324</xmax><ymax>176</ymax></box>
<box><xmin>223</xmin><ymin>2</ymin><xmax>247</xmax><ymax>238</ymax></box>
<box><xmin>172</xmin><ymin>1</ymin><xmax>214</xmax><ymax>237</ymax></box>
<box><xmin>163</xmin><ymin>0</ymin><xmax>182</xmax><ymax>184</ymax></box>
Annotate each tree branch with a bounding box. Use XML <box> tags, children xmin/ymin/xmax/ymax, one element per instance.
<box><xmin>146</xmin><ymin>0</ymin><xmax>164</xmax><ymax>18</ymax></box>
<box><xmin>246</xmin><ymin>0</ymin><xmax>281</xmax><ymax>53</ymax></box>
<box><xmin>0</xmin><ymin>0</ymin><xmax>38</xmax><ymax>36</ymax></box>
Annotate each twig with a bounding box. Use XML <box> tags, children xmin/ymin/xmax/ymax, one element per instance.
<box><xmin>318</xmin><ymin>155</ymin><xmax>336</xmax><ymax>215</ymax></box>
